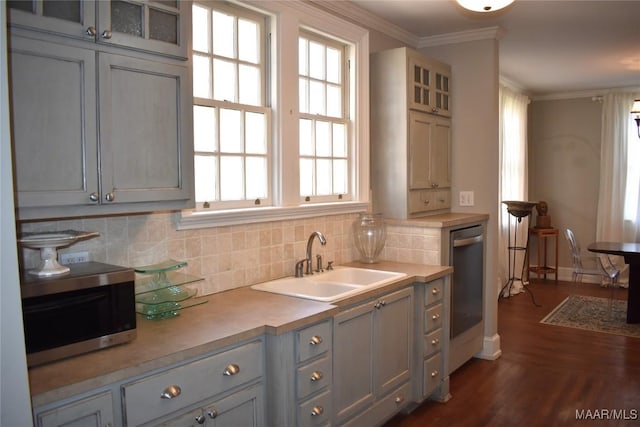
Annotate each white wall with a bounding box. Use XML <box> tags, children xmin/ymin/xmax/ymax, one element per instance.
<box><xmin>1</xmin><ymin>5</ymin><xmax>34</xmax><ymax>424</ymax></box>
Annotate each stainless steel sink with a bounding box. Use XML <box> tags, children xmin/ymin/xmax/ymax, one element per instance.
<box><xmin>251</xmin><ymin>267</ymin><xmax>407</xmax><ymax>302</ymax></box>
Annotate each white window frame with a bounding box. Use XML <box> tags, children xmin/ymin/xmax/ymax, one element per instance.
<box><xmin>179</xmin><ymin>0</ymin><xmax>369</xmax><ymax>229</ymax></box>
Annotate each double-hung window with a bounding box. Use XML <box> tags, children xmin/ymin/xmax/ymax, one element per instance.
<box><xmin>192</xmin><ymin>2</ymin><xmax>270</xmax><ymax>209</ymax></box>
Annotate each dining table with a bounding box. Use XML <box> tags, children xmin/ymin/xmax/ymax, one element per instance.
<box><xmin>587</xmin><ymin>242</ymin><xmax>640</xmax><ymax>323</ymax></box>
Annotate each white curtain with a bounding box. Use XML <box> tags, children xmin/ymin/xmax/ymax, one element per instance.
<box><xmin>596</xmin><ymin>92</ymin><xmax>640</xmax><ymax>285</ymax></box>
<box><xmin>499</xmin><ymin>85</ymin><xmax>530</xmax><ymax>296</ymax></box>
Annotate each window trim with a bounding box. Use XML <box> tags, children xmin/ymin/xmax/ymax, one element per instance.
<box><xmin>179</xmin><ymin>0</ymin><xmax>370</xmax><ymax>229</ymax></box>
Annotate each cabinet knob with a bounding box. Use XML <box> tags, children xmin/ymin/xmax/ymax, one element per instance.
<box><xmin>101</xmin><ymin>29</ymin><xmax>113</xmax><ymax>39</ymax></box>
<box><xmin>431</xmin><ymin>370</ymin><xmax>439</xmax><ymax>378</ymax></box>
<box><xmin>207</xmin><ymin>409</ymin><xmax>218</xmax><ymax>419</ymax></box>
<box><xmin>223</xmin><ymin>363</ymin><xmax>240</xmax><ymax>376</ymax></box>
<box><xmin>160</xmin><ymin>385</ymin><xmax>181</xmax><ymax>399</ymax></box>
<box><xmin>105</xmin><ymin>192</ymin><xmax>115</xmax><ymax>202</ymax></box>
<box><xmin>432</xmin><ymin>313</ymin><xmax>441</xmax><ymax>321</ymax></box>
<box><xmin>395</xmin><ymin>396</ymin><xmax>404</xmax><ymax>404</ymax></box>
<box><xmin>431</xmin><ymin>338</ymin><xmax>440</xmax><ymax>346</ymax></box>
<box><xmin>431</xmin><ymin>287</ymin><xmax>440</xmax><ymax>295</ymax></box>
<box><xmin>310</xmin><ymin>370</ymin><xmax>324</xmax><ymax>382</ymax></box>
<box><xmin>89</xmin><ymin>192</ymin><xmax>99</xmax><ymax>202</ymax></box>
<box><xmin>86</xmin><ymin>26</ymin><xmax>96</xmax><ymax>37</ymax></box>
<box><xmin>309</xmin><ymin>335</ymin><xmax>323</xmax><ymax>346</ymax></box>
<box><xmin>194</xmin><ymin>414</ymin><xmax>205</xmax><ymax>424</ymax></box>
<box><xmin>310</xmin><ymin>406</ymin><xmax>324</xmax><ymax>416</ymax></box>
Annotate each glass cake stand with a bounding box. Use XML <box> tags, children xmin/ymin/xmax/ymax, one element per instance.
<box><xmin>18</xmin><ymin>230</ymin><xmax>100</xmax><ymax>277</ymax></box>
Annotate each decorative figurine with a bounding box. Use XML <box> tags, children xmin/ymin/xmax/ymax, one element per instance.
<box><xmin>535</xmin><ymin>201</ymin><xmax>551</xmax><ymax>228</ymax></box>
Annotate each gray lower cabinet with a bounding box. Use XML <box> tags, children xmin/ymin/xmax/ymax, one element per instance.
<box><xmin>412</xmin><ymin>278</ymin><xmax>451</xmax><ymax>405</ymax></box>
<box><xmin>8</xmin><ymin>34</ymin><xmax>194</xmax><ymax>220</ymax></box>
<box><xmin>333</xmin><ymin>287</ymin><xmax>413</xmax><ymax>426</ymax></box>
<box><xmin>266</xmin><ymin>320</ymin><xmax>332</xmax><ymax>427</ymax></box>
<box><xmin>35</xmin><ymin>391</ymin><xmax>114</xmax><ymax>427</ymax></box>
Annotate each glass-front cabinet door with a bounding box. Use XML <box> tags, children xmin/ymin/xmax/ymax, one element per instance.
<box><xmin>7</xmin><ymin>1</ymin><xmax>189</xmax><ymax>59</ymax></box>
<box><xmin>97</xmin><ymin>0</ymin><xmax>189</xmax><ymax>59</ymax></box>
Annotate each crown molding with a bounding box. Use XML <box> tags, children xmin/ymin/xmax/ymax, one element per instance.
<box><xmin>417</xmin><ymin>26</ymin><xmax>504</xmax><ymax>48</ymax></box>
<box><xmin>308</xmin><ymin>0</ymin><xmax>419</xmax><ymax>47</ymax></box>
<box><xmin>531</xmin><ymin>86</ymin><xmax>640</xmax><ymax>102</ymax></box>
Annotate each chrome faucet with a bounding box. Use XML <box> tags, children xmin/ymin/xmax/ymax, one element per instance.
<box><xmin>305</xmin><ymin>231</ymin><xmax>327</xmax><ymax>275</ymax></box>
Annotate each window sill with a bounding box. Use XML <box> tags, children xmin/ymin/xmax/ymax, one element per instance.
<box><xmin>177</xmin><ymin>201</ymin><xmax>369</xmax><ymax>229</ymax></box>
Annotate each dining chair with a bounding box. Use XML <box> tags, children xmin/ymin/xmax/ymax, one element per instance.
<box><xmin>564</xmin><ymin>228</ymin><xmax>620</xmax><ymax>319</ymax></box>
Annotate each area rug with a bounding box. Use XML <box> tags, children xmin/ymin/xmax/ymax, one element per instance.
<box><xmin>540</xmin><ymin>295</ymin><xmax>640</xmax><ymax>338</ymax></box>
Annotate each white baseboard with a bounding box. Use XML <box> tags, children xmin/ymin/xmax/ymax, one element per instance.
<box><xmin>476</xmin><ymin>334</ymin><xmax>502</xmax><ymax>361</ymax></box>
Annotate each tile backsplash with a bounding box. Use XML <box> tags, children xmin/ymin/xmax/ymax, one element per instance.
<box><xmin>18</xmin><ymin>213</ymin><xmax>444</xmax><ymax>296</ymax></box>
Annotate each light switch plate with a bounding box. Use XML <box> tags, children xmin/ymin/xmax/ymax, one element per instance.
<box><xmin>459</xmin><ymin>191</ymin><xmax>475</xmax><ymax>206</ymax></box>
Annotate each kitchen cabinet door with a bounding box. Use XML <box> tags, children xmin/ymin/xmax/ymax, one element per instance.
<box><xmin>9</xmin><ymin>37</ymin><xmax>99</xmax><ymax>209</ymax></box>
<box><xmin>36</xmin><ymin>391</ymin><xmax>114</xmax><ymax>427</ymax></box>
<box><xmin>97</xmin><ymin>52</ymin><xmax>193</xmax><ymax>205</ymax></box>
<box><xmin>409</xmin><ymin>110</ymin><xmax>451</xmax><ymax>190</ymax></box>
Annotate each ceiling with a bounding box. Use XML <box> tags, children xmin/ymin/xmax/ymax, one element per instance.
<box><xmin>349</xmin><ymin>0</ymin><xmax>640</xmax><ymax>96</ymax></box>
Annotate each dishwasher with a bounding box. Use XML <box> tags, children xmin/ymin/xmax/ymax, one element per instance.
<box><xmin>449</xmin><ymin>224</ymin><xmax>484</xmax><ymax>373</ymax></box>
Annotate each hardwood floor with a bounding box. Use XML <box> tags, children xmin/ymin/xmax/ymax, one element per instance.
<box><xmin>384</xmin><ymin>279</ymin><xmax>640</xmax><ymax>427</ymax></box>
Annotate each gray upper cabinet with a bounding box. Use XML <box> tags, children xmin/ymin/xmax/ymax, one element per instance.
<box><xmin>8</xmin><ymin>10</ymin><xmax>194</xmax><ymax>220</ymax></box>
<box><xmin>7</xmin><ymin>0</ymin><xmax>189</xmax><ymax>59</ymax></box>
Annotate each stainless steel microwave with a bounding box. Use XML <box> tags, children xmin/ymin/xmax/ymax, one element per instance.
<box><xmin>20</xmin><ymin>262</ymin><xmax>137</xmax><ymax>367</ymax></box>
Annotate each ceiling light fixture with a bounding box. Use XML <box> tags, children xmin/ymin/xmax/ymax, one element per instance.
<box><xmin>632</xmin><ymin>99</ymin><xmax>640</xmax><ymax>139</ymax></box>
<box><xmin>456</xmin><ymin>0</ymin><xmax>515</xmax><ymax>12</ymax></box>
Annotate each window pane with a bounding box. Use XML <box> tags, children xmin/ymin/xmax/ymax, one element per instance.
<box><xmin>149</xmin><ymin>8</ymin><xmax>178</xmax><ymax>44</ymax></box>
<box><xmin>315</xmin><ymin>121</ymin><xmax>331</xmax><ymax>157</ymax></box>
<box><xmin>333</xmin><ymin>159</ymin><xmax>347</xmax><ymax>194</ymax></box>
<box><xmin>245</xmin><ymin>112</ymin><xmax>266</xmax><ymax>154</ymax></box>
<box><xmin>43</xmin><ymin>0</ymin><xmax>81</xmax><ymax>23</ymax></box>
<box><xmin>220</xmin><ymin>156</ymin><xmax>244</xmax><ymax>200</ymax></box>
<box><xmin>193</xmin><ymin>55</ymin><xmax>211</xmax><ymax>98</ymax></box>
<box><xmin>239</xmin><ymin>64</ymin><xmax>260</xmax><ymax>106</ymax></box>
<box><xmin>195</xmin><ymin>155</ymin><xmax>217</xmax><ymax>202</ymax></box>
<box><xmin>212</xmin><ymin>10</ymin><xmax>234</xmax><ymax>58</ymax></box>
<box><xmin>192</xmin><ymin>4</ymin><xmax>210</xmax><ymax>53</ymax></box>
<box><xmin>326</xmin><ymin>84</ymin><xmax>342</xmax><ymax>118</ymax></box>
<box><xmin>299</xmin><ymin>38</ymin><xmax>308</xmax><ymax>76</ymax></box>
<box><xmin>111</xmin><ymin>0</ymin><xmax>143</xmax><ymax>37</ymax></box>
<box><xmin>333</xmin><ymin>123</ymin><xmax>346</xmax><ymax>157</ymax></box>
<box><xmin>300</xmin><ymin>158</ymin><xmax>314</xmax><ymax>196</ymax></box>
<box><xmin>309</xmin><ymin>81</ymin><xmax>325</xmax><ymax>115</ymax></box>
<box><xmin>213</xmin><ymin>59</ymin><xmax>236</xmax><ymax>102</ymax></box>
<box><xmin>193</xmin><ymin>106</ymin><xmax>217</xmax><ymax>152</ymax></box>
<box><xmin>246</xmin><ymin>156</ymin><xmax>267</xmax><ymax>199</ymax></box>
<box><xmin>299</xmin><ymin>78</ymin><xmax>309</xmax><ymax>113</ymax></box>
<box><xmin>299</xmin><ymin>119</ymin><xmax>313</xmax><ymax>156</ymax></box>
<box><xmin>309</xmin><ymin>41</ymin><xmax>324</xmax><ymax>80</ymax></box>
<box><xmin>326</xmin><ymin>47</ymin><xmax>341</xmax><ymax>84</ymax></box>
<box><xmin>238</xmin><ymin>19</ymin><xmax>259</xmax><ymax>64</ymax></box>
<box><xmin>219</xmin><ymin>109</ymin><xmax>242</xmax><ymax>153</ymax></box>
<box><xmin>316</xmin><ymin>159</ymin><xmax>332</xmax><ymax>195</ymax></box>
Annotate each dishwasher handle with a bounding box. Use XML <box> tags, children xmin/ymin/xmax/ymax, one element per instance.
<box><xmin>453</xmin><ymin>234</ymin><xmax>483</xmax><ymax>248</ymax></box>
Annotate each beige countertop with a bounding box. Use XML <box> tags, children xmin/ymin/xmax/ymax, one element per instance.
<box><xmin>29</xmin><ymin>261</ymin><xmax>451</xmax><ymax>407</ymax></box>
<box><xmin>385</xmin><ymin>212</ymin><xmax>489</xmax><ymax>228</ymax></box>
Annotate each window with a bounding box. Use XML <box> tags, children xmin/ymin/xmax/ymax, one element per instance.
<box><xmin>298</xmin><ymin>33</ymin><xmax>350</xmax><ymax>202</ymax></box>
<box><xmin>181</xmin><ymin>1</ymin><xmax>370</xmax><ymax>228</ymax></box>
<box><xmin>192</xmin><ymin>2</ymin><xmax>270</xmax><ymax>208</ymax></box>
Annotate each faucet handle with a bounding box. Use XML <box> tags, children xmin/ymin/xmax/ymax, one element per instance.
<box><xmin>326</xmin><ymin>261</ymin><xmax>334</xmax><ymax>270</ymax></box>
<box><xmin>295</xmin><ymin>259</ymin><xmax>306</xmax><ymax>278</ymax></box>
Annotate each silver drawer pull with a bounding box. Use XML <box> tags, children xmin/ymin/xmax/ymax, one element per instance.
<box><xmin>431</xmin><ymin>287</ymin><xmax>440</xmax><ymax>295</ymax></box>
<box><xmin>395</xmin><ymin>396</ymin><xmax>404</xmax><ymax>404</ymax></box>
<box><xmin>431</xmin><ymin>370</ymin><xmax>439</xmax><ymax>378</ymax></box>
<box><xmin>311</xmin><ymin>406</ymin><xmax>324</xmax><ymax>416</ymax></box>
<box><xmin>310</xmin><ymin>371</ymin><xmax>324</xmax><ymax>382</ymax></box>
<box><xmin>223</xmin><ymin>363</ymin><xmax>240</xmax><ymax>376</ymax></box>
<box><xmin>160</xmin><ymin>385</ymin><xmax>181</xmax><ymax>399</ymax></box>
<box><xmin>207</xmin><ymin>409</ymin><xmax>218</xmax><ymax>419</ymax></box>
<box><xmin>195</xmin><ymin>414</ymin><xmax>205</xmax><ymax>424</ymax></box>
<box><xmin>432</xmin><ymin>313</ymin><xmax>441</xmax><ymax>321</ymax></box>
<box><xmin>309</xmin><ymin>335</ymin><xmax>323</xmax><ymax>346</ymax></box>
<box><xmin>431</xmin><ymin>338</ymin><xmax>440</xmax><ymax>346</ymax></box>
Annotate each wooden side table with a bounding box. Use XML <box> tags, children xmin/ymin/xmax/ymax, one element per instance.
<box><xmin>528</xmin><ymin>227</ymin><xmax>558</xmax><ymax>281</ymax></box>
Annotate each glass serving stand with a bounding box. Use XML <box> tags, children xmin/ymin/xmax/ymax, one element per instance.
<box><xmin>134</xmin><ymin>259</ymin><xmax>207</xmax><ymax>320</ymax></box>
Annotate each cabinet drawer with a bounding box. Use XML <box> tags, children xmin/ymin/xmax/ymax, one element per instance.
<box><xmin>424</xmin><ymin>304</ymin><xmax>443</xmax><ymax>333</ymax></box>
<box><xmin>433</xmin><ymin>190</ymin><xmax>450</xmax><ymax>210</ymax></box>
<box><xmin>408</xmin><ymin>190</ymin><xmax>434</xmax><ymax>214</ymax></box>
<box><xmin>296</xmin><ymin>320</ymin><xmax>332</xmax><ymax>363</ymax></box>
<box><xmin>297</xmin><ymin>356</ymin><xmax>332</xmax><ymax>400</ymax></box>
<box><xmin>423</xmin><ymin>353</ymin><xmax>443</xmax><ymax>397</ymax></box>
<box><xmin>122</xmin><ymin>340</ymin><xmax>263</xmax><ymax>426</ymax></box>
<box><xmin>342</xmin><ymin>381</ymin><xmax>411</xmax><ymax>427</ymax></box>
<box><xmin>424</xmin><ymin>280</ymin><xmax>443</xmax><ymax>306</ymax></box>
<box><xmin>298</xmin><ymin>390</ymin><xmax>331</xmax><ymax>427</ymax></box>
<box><xmin>423</xmin><ymin>328</ymin><xmax>443</xmax><ymax>357</ymax></box>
